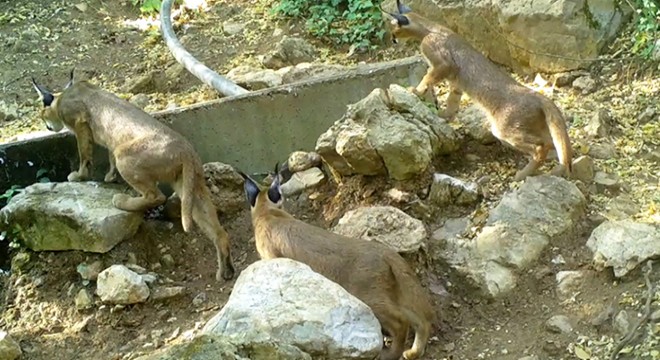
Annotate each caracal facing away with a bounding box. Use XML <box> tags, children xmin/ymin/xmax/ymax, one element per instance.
<box><xmin>31</xmin><ymin>71</ymin><xmax>235</xmax><ymax>281</ymax></box>
<box><xmin>384</xmin><ymin>0</ymin><xmax>573</xmax><ymax>181</ymax></box>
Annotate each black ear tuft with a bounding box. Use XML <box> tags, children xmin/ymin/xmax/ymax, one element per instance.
<box><xmin>396</xmin><ymin>0</ymin><xmax>412</xmax><ymax>14</ymax></box>
<box><xmin>31</xmin><ymin>77</ymin><xmax>55</xmax><ymax>107</ymax></box>
<box><xmin>267</xmin><ymin>169</ymin><xmax>282</xmax><ymax>204</ymax></box>
<box><xmin>64</xmin><ymin>68</ymin><xmax>75</xmax><ymax>90</ymax></box>
<box><xmin>394</xmin><ymin>14</ymin><xmax>410</xmax><ymax>26</ymax></box>
<box><xmin>239</xmin><ymin>171</ymin><xmax>260</xmax><ymax>208</ymax></box>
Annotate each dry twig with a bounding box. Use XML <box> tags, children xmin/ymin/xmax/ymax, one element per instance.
<box><xmin>610</xmin><ymin>260</ymin><xmax>656</xmax><ymax>360</ymax></box>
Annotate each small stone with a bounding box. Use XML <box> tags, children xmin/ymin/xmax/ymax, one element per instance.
<box><xmin>571</xmin><ymin>155</ymin><xmax>594</xmax><ymax>183</ymax></box>
<box><xmin>222</xmin><ymin>21</ymin><xmax>246</xmax><ymax>36</ymax></box>
<box><xmin>96</xmin><ymin>265</ymin><xmax>150</xmax><ymax>305</ymax></box>
<box><xmin>545</xmin><ymin>315</ymin><xmax>573</xmax><ymax>334</ymax></box>
<box><xmin>161</xmin><ymin>254</ymin><xmax>175</xmax><ymax>267</ymax></box>
<box><xmin>10</xmin><ymin>252</ymin><xmax>31</xmax><ymax>273</ymax></box>
<box><xmin>589</xmin><ymin>143</ymin><xmax>617</xmax><ymax>159</ymax></box>
<box><xmin>129</xmin><ymin>94</ymin><xmax>150</xmax><ymax>109</ymax></box>
<box><xmin>639</xmin><ymin>106</ymin><xmax>657</xmax><ymax>124</ymax></box>
<box><xmin>613</xmin><ymin>310</ymin><xmax>631</xmax><ymax>335</ymax></box>
<box><xmin>126</xmin><ymin>264</ymin><xmax>147</xmax><ymax>274</ymax></box>
<box><xmin>75</xmin><ymin>288</ymin><xmax>94</xmax><ymax>310</ymax></box>
<box><xmin>140</xmin><ymin>273</ymin><xmax>158</xmax><ymax>284</ymax></box>
<box><xmin>74</xmin><ymin>3</ymin><xmax>88</xmax><ymax>12</ymax></box>
<box><xmin>428</xmin><ymin>173</ymin><xmax>481</xmax><ymax>205</ymax></box>
<box><xmin>585</xmin><ymin>108</ymin><xmax>613</xmax><ymax>137</ymax></box>
<box><xmin>593</xmin><ymin>171</ymin><xmax>620</xmax><ymax>193</ymax></box>
<box><xmin>127</xmin><ymin>252</ymin><xmax>138</xmax><ymax>265</ymax></box>
<box><xmin>0</xmin><ymin>330</ymin><xmax>22</xmax><ymax>359</ymax></box>
<box><xmin>650</xmin><ymin>309</ymin><xmax>660</xmax><ymax>321</ymax></box>
<box><xmin>572</xmin><ymin>75</ymin><xmax>597</xmax><ymax>95</ymax></box>
<box><xmin>518</xmin><ymin>356</ymin><xmax>539</xmax><ymax>360</ymax></box>
<box><xmin>151</xmin><ymin>286</ymin><xmax>186</xmax><ymax>302</ymax></box>
<box><xmin>556</xmin><ymin>270</ymin><xmax>593</xmax><ymax>298</ymax></box>
<box><xmin>280</xmin><ymin>167</ymin><xmax>326</xmax><ymax>197</ymax></box>
<box><xmin>287</xmin><ymin>151</ymin><xmax>322</xmax><ymax>173</ymax></box>
<box><xmin>77</xmin><ymin>260</ymin><xmax>104</xmax><ymax>281</ymax></box>
<box><xmin>385</xmin><ymin>188</ymin><xmax>413</xmax><ymax>203</ymax></box>
<box><xmin>192</xmin><ymin>292</ymin><xmax>207</xmax><ymax>307</ymax></box>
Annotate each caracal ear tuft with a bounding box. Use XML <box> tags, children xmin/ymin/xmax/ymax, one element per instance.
<box><xmin>238</xmin><ymin>171</ymin><xmax>260</xmax><ymax>208</ymax></box>
<box><xmin>267</xmin><ymin>164</ymin><xmax>283</xmax><ymax>205</ymax></box>
<box><xmin>396</xmin><ymin>0</ymin><xmax>412</xmax><ymax>14</ymax></box>
<box><xmin>31</xmin><ymin>77</ymin><xmax>55</xmax><ymax>107</ymax></box>
<box><xmin>64</xmin><ymin>68</ymin><xmax>75</xmax><ymax>90</ymax></box>
<box><xmin>394</xmin><ymin>14</ymin><xmax>410</xmax><ymax>26</ymax></box>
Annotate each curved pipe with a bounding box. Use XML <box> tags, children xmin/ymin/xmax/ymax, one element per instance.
<box><xmin>160</xmin><ymin>0</ymin><xmax>249</xmax><ymax>97</ymax></box>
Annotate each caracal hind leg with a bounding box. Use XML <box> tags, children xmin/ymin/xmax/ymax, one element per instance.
<box><xmin>402</xmin><ymin>317</ymin><xmax>432</xmax><ymax>360</ymax></box>
<box><xmin>377</xmin><ymin>306</ymin><xmax>409</xmax><ymax>360</ymax></box>
<box><xmin>513</xmin><ymin>144</ymin><xmax>549</xmax><ymax>181</ymax></box>
<box><xmin>193</xmin><ymin>192</ymin><xmax>235</xmax><ymax>281</ymax></box>
<box><xmin>111</xmin><ymin>153</ymin><xmax>166</xmax><ymax>212</ymax></box>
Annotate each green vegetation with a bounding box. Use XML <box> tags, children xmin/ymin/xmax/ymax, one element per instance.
<box><xmin>630</xmin><ymin>0</ymin><xmax>660</xmax><ymax>58</ymax></box>
<box><xmin>272</xmin><ymin>0</ymin><xmax>386</xmax><ymax>50</ymax></box>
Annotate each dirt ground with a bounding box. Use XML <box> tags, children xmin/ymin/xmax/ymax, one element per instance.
<box><xmin>1</xmin><ymin>0</ymin><xmax>660</xmax><ymax>359</ymax></box>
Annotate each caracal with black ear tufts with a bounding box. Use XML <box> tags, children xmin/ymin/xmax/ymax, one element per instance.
<box><xmin>239</xmin><ymin>165</ymin><xmax>436</xmax><ymax>360</ymax></box>
<box><xmin>383</xmin><ymin>0</ymin><xmax>573</xmax><ymax>181</ymax></box>
<box><xmin>31</xmin><ymin>70</ymin><xmax>235</xmax><ymax>281</ymax></box>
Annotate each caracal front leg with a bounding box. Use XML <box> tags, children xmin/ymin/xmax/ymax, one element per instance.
<box><xmin>68</xmin><ymin>121</ymin><xmax>94</xmax><ymax>182</ymax></box>
<box><xmin>408</xmin><ymin>61</ymin><xmax>454</xmax><ymax>98</ymax></box>
<box><xmin>104</xmin><ymin>151</ymin><xmax>118</xmax><ymax>183</ymax></box>
<box><xmin>440</xmin><ymin>85</ymin><xmax>463</xmax><ymax>120</ymax></box>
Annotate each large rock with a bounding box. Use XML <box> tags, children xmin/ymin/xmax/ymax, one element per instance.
<box><xmin>383</xmin><ymin>0</ymin><xmax>631</xmax><ymax>74</ymax></box>
<box><xmin>332</xmin><ymin>206</ymin><xmax>427</xmax><ymax>253</ymax></box>
<box><xmin>0</xmin><ymin>330</ymin><xmax>21</xmax><ymax>360</ymax></box>
<box><xmin>315</xmin><ymin>84</ymin><xmax>459</xmax><ymax>180</ymax></box>
<box><xmin>96</xmin><ymin>265</ymin><xmax>150</xmax><ymax>305</ymax></box>
<box><xmin>585</xmin><ymin>220</ymin><xmax>660</xmax><ymax>277</ymax></box>
<box><xmin>0</xmin><ymin>182</ymin><xmax>144</xmax><ymax>253</ymax></box>
<box><xmin>433</xmin><ymin>175</ymin><xmax>586</xmax><ymax>297</ymax></box>
<box><xmin>134</xmin><ymin>334</ymin><xmax>311</xmax><ymax>360</ymax></box>
<box><xmin>202</xmin><ymin>162</ymin><xmax>246</xmax><ymax>215</ymax></box>
<box><xmin>202</xmin><ymin>258</ymin><xmax>382</xmax><ymax>360</ymax></box>
<box><xmin>277</xmin><ymin>63</ymin><xmax>348</xmax><ymax>84</ymax></box>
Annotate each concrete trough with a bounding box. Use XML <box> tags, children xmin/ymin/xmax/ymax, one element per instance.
<box><xmin>0</xmin><ymin>56</ymin><xmax>426</xmax><ymax>191</ymax></box>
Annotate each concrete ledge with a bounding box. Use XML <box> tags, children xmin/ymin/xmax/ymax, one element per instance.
<box><xmin>0</xmin><ymin>56</ymin><xmax>426</xmax><ymax>190</ymax></box>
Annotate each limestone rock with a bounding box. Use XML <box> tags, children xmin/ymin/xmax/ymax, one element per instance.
<box><xmin>261</xmin><ymin>36</ymin><xmax>317</xmax><ymax>69</ymax></box>
<box><xmin>287</xmin><ymin>151</ymin><xmax>322</xmax><ymax>173</ymax></box>
<box><xmin>202</xmin><ymin>258</ymin><xmax>382</xmax><ymax>360</ymax></box>
<box><xmin>75</xmin><ymin>288</ymin><xmax>94</xmax><ymax>310</ymax></box>
<box><xmin>383</xmin><ymin>0</ymin><xmax>630</xmax><ymax>73</ymax></box>
<box><xmin>315</xmin><ymin>84</ymin><xmax>459</xmax><ymax>180</ymax></box>
<box><xmin>226</xmin><ymin>66</ymin><xmax>283</xmax><ymax>90</ymax></box>
<box><xmin>203</xmin><ymin>162</ymin><xmax>246</xmax><ymax>215</ymax></box>
<box><xmin>280</xmin><ymin>167</ymin><xmax>326</xmax><ymax>197</ymax></box>
<box><xmin>428</xmin><ymin>173</ymin><xmax>481</xmax><ymax>205</ymax></box>
<box><xmin>457</xmin><ymin>104</ymin><xmax>497</xmax><ymax>144</ymax></box>
<box><xmin>0</xmin><ymin>182</ymin><xmax>144</xmax><ymax>253</ymax></box>
<box><xmin>571</xmin><ymin>155</ymin><xmax>595</xmax><ymax>183</ymax></box>
<box><xmin>96</xmin><ymin>265</ymin><xmax>150</xmax><ymax>304</ymax></box>
<box><xmin>586</xmin><ymin>220</ymin><xmax>660</xmax><ymax>277</ymax></box>
<box><xmin>0</xmin><ymin>330</ymin><xmax>21</xmax><ymax>360</ymax></box>
<box><xmin>434</xmin><ymin>175</ymin><xmax>586</xmax><ymax>297</ymax></box>
<box><xmin>332</xmin><ymin>206</ymin><xmax>427</xmax><ymax>253</ymax></box>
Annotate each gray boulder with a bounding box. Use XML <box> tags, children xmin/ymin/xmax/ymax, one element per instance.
<box><xmin>0</xmin><ymin>182</ymin><xmax>143</xmax><ymax>253</ymax></box>
<box><xmin>332</xmin><ymin>206</ymin><xmax>427</xmax><ymax>253</ymax></box>
<box><xmin>428</xmin><ymin>173</ymin><xmax>481</xmax><ymax>205</ymax></box>
<box><xmin>0</xmin><ymin>330</ymin><xmax>21</xmax><ymax>360</ymax></box>
<box><xmin>96</xmin><ymin>264</ymin><xmax>150</xmax><ymax>305</ymax></box>
<box><xmin>202</xmin><ymin>258</ymin><xmax>382</xmax><ymax>360</ymax></box>
<box><xmin>433</xmin><ymin>175</ymin><xmax>586</xmax><ymax>297</ymax></box>
<box><xmin>315</xmin><ymin>84</ymin><xmax>459</xmax><ymax>180</ymax></box>
<box><xmin>383</xmin><ymin>0</ymin><xmax>630</xmax><ymax>74</ymax></box>
<box><xmin>586</xmin><ymin>220</ymin><xmax>660</xmax><ymax>277</ymax></box>
<box><xmin>261</xmin><ymin>36</ymin><xmax>318</xmax><ymax>69</ymax></box>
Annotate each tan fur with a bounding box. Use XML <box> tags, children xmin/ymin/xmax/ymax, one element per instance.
<box><xmin>387</xmin><ymin>5</ymin><xmax>573</xmax><ymax>181</ymax></box>
<box><xmin>34</xmin><ymin>79</ymin><xmax>234</xmax><ymax>281</ymax></box>
<box><xmin>243</xmin><ymin>177</ymin><xmax>436</xmax><ymax>360</ymax></box>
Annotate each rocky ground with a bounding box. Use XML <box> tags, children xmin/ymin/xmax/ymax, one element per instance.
<box><xmin>1</xmin><ymin>0</ymin><xmax>660</xmax><ymax>360</ymax></box>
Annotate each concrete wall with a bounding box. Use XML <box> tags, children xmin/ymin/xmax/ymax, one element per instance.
<box><xmin>0</xmin><ymin>56</ymin><xmax>426</xmax><ymax>191</ymax></box>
